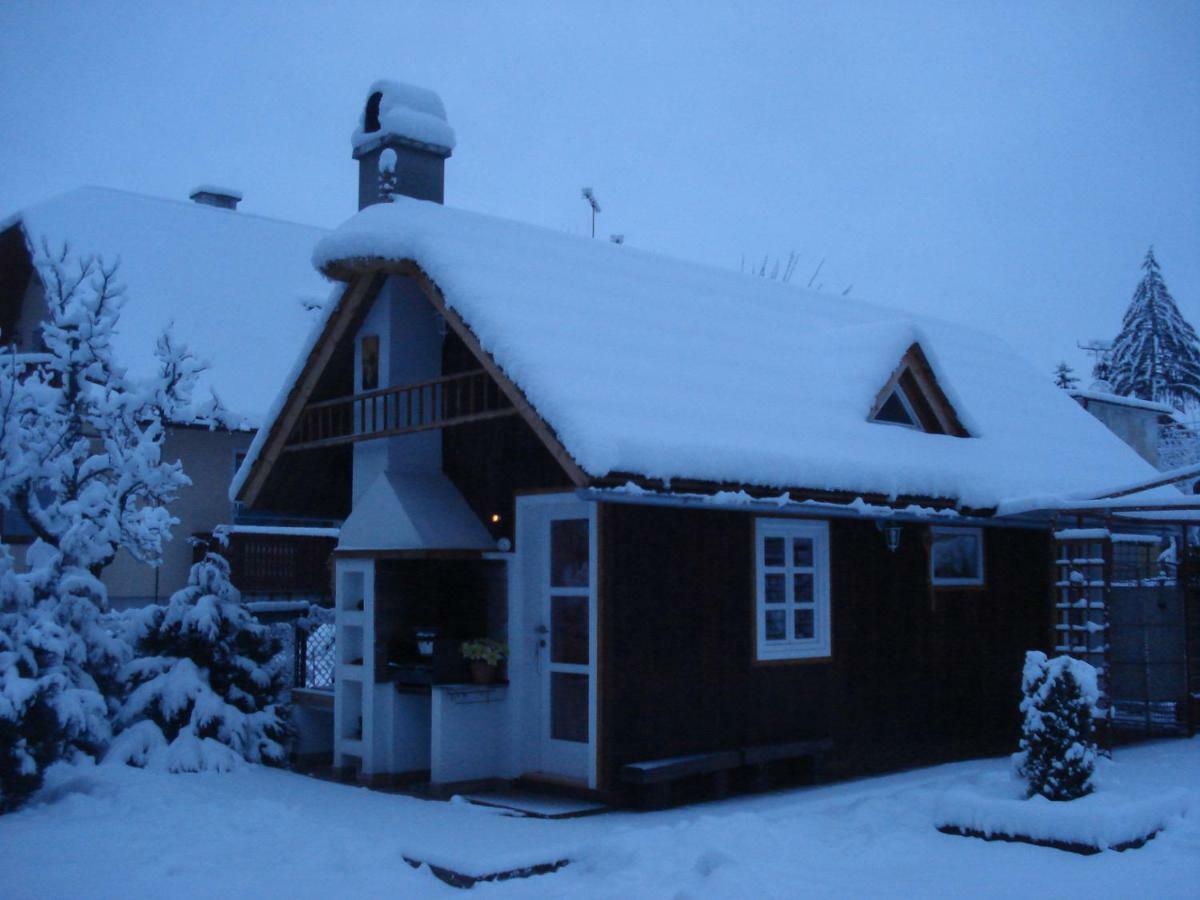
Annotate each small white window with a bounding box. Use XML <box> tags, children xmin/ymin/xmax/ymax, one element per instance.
<box><xmin>930</xmin><ymin>526</ymin><xmax>985</xmax><ymax>586</ymax></box>
<box><xmin>755</xmin><ymin>519</ymin><xmax>831</xmax><ymax>661</ymax></box>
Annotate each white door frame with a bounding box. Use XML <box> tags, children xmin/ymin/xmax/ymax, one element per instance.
<box><xmin>513</xmin><ymin>493</ymin><xmax>598</xmax><ymax>788</ymax></box>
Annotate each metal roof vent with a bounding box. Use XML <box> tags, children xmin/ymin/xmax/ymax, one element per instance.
<box><xmin>189</xmin><ymin>185</ymin><xmax>243</xmax><ymax>210</ymax></box>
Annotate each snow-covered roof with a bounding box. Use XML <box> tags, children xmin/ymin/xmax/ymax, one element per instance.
<box><xmin>4</xmin><ymin>186</ymin><xmax>331</xmax><ymax>423</ymax></box>
<box><xmin>1069</xmin><ymin>389</ymin><xmax>1176</xmax><ymax>415</ymax></box>
<box><xmin>352</xmin><ymin>80</ymin><xmax>456</xmax><ymax>155</ymax></box>
<box><xmin>276</xmin><ymin>197</ymin><xmax>1169</xmax><ymax>511</ymax></box>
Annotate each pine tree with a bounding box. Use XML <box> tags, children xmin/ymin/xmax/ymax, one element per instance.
<box><xmin>1015</xmin><ymin>651</ymin><xmax>1099</xmax><ymax>801</ymax></box>
<box><xmin>1054</xmin><ymin>362</ymin><xmax>1079</xmax><ymax>390</ymax></box>
<box><xmin>0</xmin><ymin>246</ymin><xmax>219</xmax><ymax>806</ymax></box>
<box><xmin>108</xmin><ymin>551</ymin><xmax>289</xmax><ymax>772</ymax></box>
<box><xmin>0</xmin><ymin>546</ymin><xmax>109</xmax><ymax>812</ymax></box>
<box><xmin>1107</xmin><ymin>248</ymin><xmax>1200</xmax><ymax>413</ymax></box>
<box><xmin>0</xmin><ymin>248</ymin><xmax>226</xmax><ymax>691</ymax></box>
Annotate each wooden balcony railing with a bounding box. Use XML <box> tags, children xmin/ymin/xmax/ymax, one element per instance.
<box><xmin>285</xmin><ymin>369</ymin><xmax>516</xmax><ymax>452</ymax></box>
<box><xmin>193</xmin><ymin>531</ymin><xmax>336</xmax><ymax>597</ymax></box>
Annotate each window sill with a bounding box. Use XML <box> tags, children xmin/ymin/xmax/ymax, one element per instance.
<box><xmin>753</xmin><ymin>654</ymin><xmax>834</xmax><ymax>667</ymax></box>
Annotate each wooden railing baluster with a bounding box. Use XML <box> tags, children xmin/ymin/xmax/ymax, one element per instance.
<box><xmin>284</xmin><ymin>369</ymin><xmax>516</xmax><ymax>451</ymax></box>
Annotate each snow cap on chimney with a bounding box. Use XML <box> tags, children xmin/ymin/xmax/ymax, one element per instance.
<box><xmin>189</xmin><ymin>185</ymin><xmax>242</xmax><ymax>210</ymax></box>
<box><xmin>353</xmin><ymin>80</ymin><xmax>455</xmax><ymax>156</ymax></box>
<box><xmin>352</xmin><ymin>80</ymin><xmax>454</xmax><ymax>209</ymax></box>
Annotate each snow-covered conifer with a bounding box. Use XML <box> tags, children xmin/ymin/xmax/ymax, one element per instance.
<box><xmin>1107</xmin><ymin>248</ymin><xmax>1200</xmax><ymax>413</ymax></box>
<box><xmin>0</xmin><ymin>547</ymin><xmax>109</xmax><ymax>811</ymax></box>
<box><xmin>1014</xmin><ymin>651</ymin><xmax>1099</xmax><ymax>801</ymax></box>
<box><xmin>108</xmin><ymin>551</ymin><xmax>289</xmax><ymax>772</ymax></box>
<box><xmin>0</xmin><ymin>247</ymin><xmax>221</xmax><ymax>699</ymax></box>
<box><xmin>0</xmin><ymin>247</ymin><xmax>200</xmax><ymax>579</ymax></box>
<box><xmin>1053</xmin><ymin>362</ymin><xmax>1079</xmax><ymax>390</ymax></box>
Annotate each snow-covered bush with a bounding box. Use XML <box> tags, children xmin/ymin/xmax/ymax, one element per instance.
<box><xmin>108</xmin><ymin>552</ymin><xmax>289</xmax><ymax>772</ymax></box>
<box><xmin>0</xmin><ymin>546</ymin><xmax>109</xmax><ymax>812</ymax></box>
<box><xmin>1015</xmin><ymin>651</ymin><xmax>1099</xmax><ymax>802</ymax></box>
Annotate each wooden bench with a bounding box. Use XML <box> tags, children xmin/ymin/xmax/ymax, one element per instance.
<box><xmin>742</xmin><ymin>738</ymin><xmax>833</xmax><ymax>792</ymax></box>
<box><xmin>620</xmin><ymin>750</ymin><xmax>743</xmax><ymax>809</ymax></box>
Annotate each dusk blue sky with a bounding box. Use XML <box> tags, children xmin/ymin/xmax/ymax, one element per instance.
<box><xmin>1</xmin><ymin>1</ymin><xmax>1196</xmax><ymax>379</ymax></box>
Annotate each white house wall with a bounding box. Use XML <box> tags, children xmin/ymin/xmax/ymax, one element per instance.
<box><xmin>351</xmin><ymin>274</ymin><xmax>443</xmax><ymax>504</ymax></box>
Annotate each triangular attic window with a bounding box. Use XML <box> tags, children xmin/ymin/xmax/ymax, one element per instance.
<box><xmin>874</xmin><ymin>388</ymin><xmax>919</xmax><ymax>428</ymax></box>
<box><xmin>868</xmin><ymin>343</ymin><xmax>970</xmax><ymax>438</ymax></box>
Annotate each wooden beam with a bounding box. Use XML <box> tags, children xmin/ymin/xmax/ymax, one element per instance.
<box><xmin>869</xmin><ymin>343</ymin><xmax>969</xmax><ymax>438</ymax></box>
<box><xmin>236</xmin><ymin>273</ymin><xmax>385</xmax><ymax>507</ymax></box>
<box><xmin>284</xmin><ymin>407</ymin><xmax>519</xmax><ymax>452</ymax></box>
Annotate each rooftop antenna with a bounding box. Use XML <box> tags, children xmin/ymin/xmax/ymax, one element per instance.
<box><xmin>806</xmin><ymin>256</ymin><xmax>826</xmax><ymax>289</ymax></box>
<box><xmin>581</xmin><ymin>187</ymin><xmax>601</xmax><ymax>238</ymax></box>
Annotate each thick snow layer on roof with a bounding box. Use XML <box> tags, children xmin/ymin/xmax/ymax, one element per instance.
<box><xmin>307</xmin><ymin>197</ymin><xmax>1166</xmax><ymax>510</ymax></box>
<box><xmin>1070</xmin><ymin>388</ymin><xmax>1176</xmax><ymax>415</ymax></box>
<box><xmin>9</xmin><ymin>187</ymin><xmax>330</xmax><ymax>422</ymax></box>
<box><xmin>352</xmin><ymin>79</ymin><xmax>456</xmax><ymax>153</ymax></box>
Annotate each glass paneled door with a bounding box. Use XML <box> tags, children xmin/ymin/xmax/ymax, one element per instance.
<box><xmin>525</xmin><ymin>498</ymin><xmax>596</xmax><ymax>784</ymax></box>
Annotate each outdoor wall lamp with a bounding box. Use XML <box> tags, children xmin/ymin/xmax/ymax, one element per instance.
<box><xmin>877</xmin><ymin>520</ymin><xmax>903</xmax><ymax>553</ymax></box>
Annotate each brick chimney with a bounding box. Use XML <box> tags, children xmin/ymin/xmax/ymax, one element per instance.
<box><xmin>352</xmin><ymin>80</ymin><xmax>455</xmax><ymax>210</ymax></box>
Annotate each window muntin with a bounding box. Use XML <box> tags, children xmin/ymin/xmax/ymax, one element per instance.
<box><xmin>930</xmin><ymin>526</ymin><xmax>985</xmax><ymax>586</ymax></box>
<box><xmin>755</xmin><ymin>519</ymin><xmax>831</xmax><ymax>661</ymax></box>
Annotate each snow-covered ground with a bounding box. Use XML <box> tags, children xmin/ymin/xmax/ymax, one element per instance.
<box><xmin>2</xmin><ymin>739</ymin><xmax>1197</xmax><ymax>899</ymax></box>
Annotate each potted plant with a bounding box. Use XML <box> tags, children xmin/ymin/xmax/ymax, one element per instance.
<box><xmin>461</xmin><ymin>638</ymin><xmax>508</xmax><ymax>685</ymax></box>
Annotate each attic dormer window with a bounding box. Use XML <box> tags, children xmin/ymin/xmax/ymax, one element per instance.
<box><xmin>364</xmin><ymin>92</ymin><xmax>383</xmax><ymax>133</ymax></box>
<box><xmin>868</xmin><ymin>343</ymin><xmax>971</xmax><ymax>438</ymax></box>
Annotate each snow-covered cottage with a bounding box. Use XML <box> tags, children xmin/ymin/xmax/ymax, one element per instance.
<box><xmin>0</xmin><ymin>187</ymin><xmax>338</xmax><ymax>608</ymax></box>
<box><xmin>234</xmin><ymin>81</ymin><xmax>1199</xmax><ymax>802</ymax></box>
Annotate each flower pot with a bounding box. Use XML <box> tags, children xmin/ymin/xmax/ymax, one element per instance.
<box><xmin>469</xmin><ymin>660</ymin><xmax>498</xmax><ymax>685</ymax></box>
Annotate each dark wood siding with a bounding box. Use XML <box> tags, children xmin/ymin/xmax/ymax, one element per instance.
<box><xmin>599</xmin><ymin>503</ymin><xmax>1051</xmax><ymax>788</ymax></box>
<box><xmin>441</xmin><ymin>330</ymin><xmax>573</xmax><ymax>541</ymax></box>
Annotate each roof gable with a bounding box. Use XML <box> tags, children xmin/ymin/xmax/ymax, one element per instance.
<box><xmin>233</xmin><ymin>264</ymin><xmax>586</xmax><ymax>507</ymax></box>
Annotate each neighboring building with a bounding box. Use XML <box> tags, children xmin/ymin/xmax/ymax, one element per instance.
<box><xmin>1069</xmin><ymin>388</ymin><xmax>1176</xmax><ymax>470</ymax></box>
<box><xmin>0</xmin><ymin>186</ymin><xmax>338</xmax><ymax>608</ymax></box>
<box><xmin>234</xmin><ymin>80</ymin><xmax>1199</xmax><ymax>803</ymax></box>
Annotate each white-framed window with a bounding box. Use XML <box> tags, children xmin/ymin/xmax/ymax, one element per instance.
<box><xmin>872</xmin><ymin>383</ymin><xmax>921</xmax><ymax>430</ymax></box>
<box><xmin>755</xmin><ymin>519</ymin><xmax>832</xmax><ymax>661</ymax></box>
<box><xmin>930</xmin><ymin>526</ymin><xmax>985</xmax><ymax>586</ymax></box>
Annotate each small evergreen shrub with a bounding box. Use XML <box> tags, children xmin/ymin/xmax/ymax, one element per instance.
<box><xmin>0</xmin><ymin>547</ymin><xmax>110</xmax><ymax>812</ymax></box>
<box><xmin>108</xmin><ymin>552</ymin><xmax>289</xmax><ymax>772</ymax></box>
<box><xmin>1014</xmin><ymin>651</ymin><xmax>1099</xmax><ymax>801</ymax></box>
